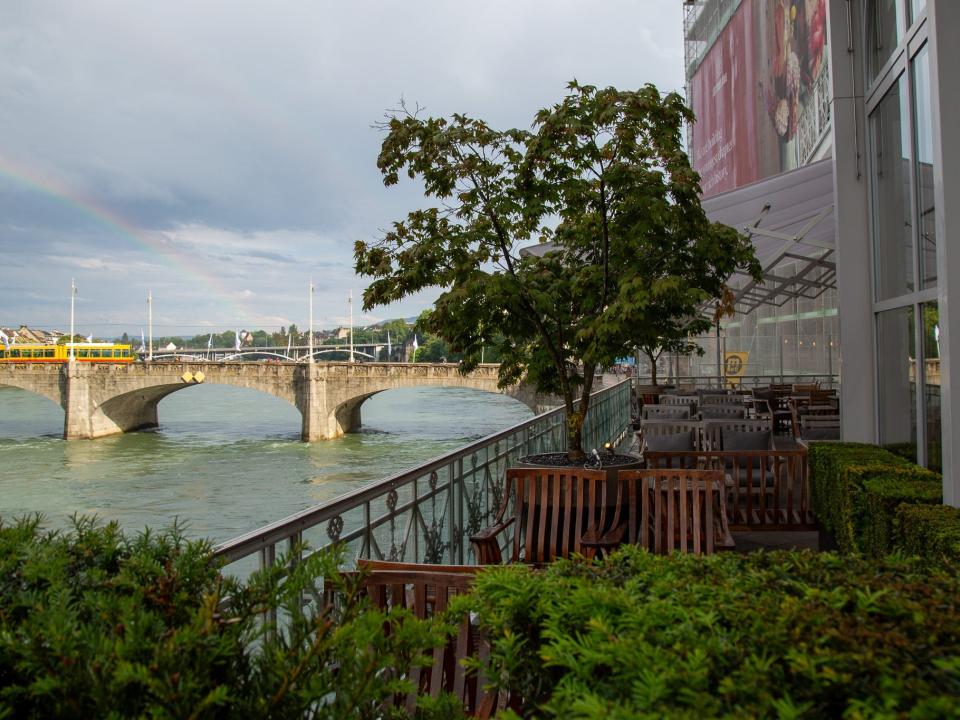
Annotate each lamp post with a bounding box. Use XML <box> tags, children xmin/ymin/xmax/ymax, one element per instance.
<box><xmin>308</xmin><ymin>280</ymin><xmax>315</xmax><ymax>364</ymax></box>
<box><xmin>147</xmin><ymin>290</ymin><xmax>153</xmax><ymax>362</ymax></box>
<box><xmin>349</xmin><ymin>290</ymin><xmax>355</xmax><ymax>363</ymax></box>
<box><xmin>69</xmin><ymin>279</ymin><xmax>76</xmax><ymax>362</ymax></box>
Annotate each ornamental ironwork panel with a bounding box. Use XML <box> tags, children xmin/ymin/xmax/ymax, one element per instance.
<box><xmin>214</xmin><ymin>380</ymin><xmax>632</xmax><ymax>578</ymax></box>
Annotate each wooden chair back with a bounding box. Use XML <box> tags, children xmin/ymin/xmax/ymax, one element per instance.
<box><xmin>644</xmin><ymin>449</ymin><xmax>813</xmax><ymax>530</ymax></box>
<box><xmin>642</xmin><ymin>404</ymin><xmax>691</xmax><ymax>420</ymax></box>
<box><xmin>701</xmin><ymin>393</ymin><xmax>743</xmax><ymax>405</ymax></box>
<box><xmin>638</xmin><ymin>419</ymin><xmax>703</xmax><ymax>453</ymax></box>
<box><xmin>799</xmin><ymin>414</ymin><xmax>841</xmax><ymax>441</ymax></box>
<box><xmin>613</xmin><ymin>469</ymin><xmax>733</xmax><ymax>555</ymax></box>
<box><xmin>699</xmin><ymin>405</ymin><xmax>747</xmax><ymax>420</ymax></box>
<box><xmin>472</xmin><ymin>467</ymin><xmax>613</xmax><ymax>565</ymax></box>
<box><xmin>341</xmin><ymin>566</ymin><xmax>501</xmax><ymax>718</ymax></box>
<box><xmin>701</xmin><ymin>419</ymin><xmax>773</xmax><ymax>451</ymax></box>
<box><xmin>792</xmin><ymin>382</ymin><xmax>820</xmax><ymax>393</ymax></box>
<box><xmin>659</xmin><ymin>394</ymin><xmax>696</xmax><ymax>407</ymax></box>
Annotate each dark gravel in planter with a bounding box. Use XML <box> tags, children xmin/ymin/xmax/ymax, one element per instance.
<box><xmin>520</xmin><ymin>452</ymin><xmax>640</xmax><ymax>468</ymax></box>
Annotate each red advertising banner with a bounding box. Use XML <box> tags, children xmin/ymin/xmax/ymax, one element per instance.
<box><xmin>691</xmin><ymin>1</ymin><xmax>759</xmax><ymax>197</ymax></box>
<box><xmin>690</xmin><ymin>0</ymin><xmax>829</xmax><ymax>198</ymax></box>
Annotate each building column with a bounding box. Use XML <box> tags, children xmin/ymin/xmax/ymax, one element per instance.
<box><xmin>827</xmin><ymin>0</ymin><xmax>876</xmax><ymax>443</ymax></box>
<box><xmin>928</xmin><ymin>0</ymin><xmax>960</xmax><ymax>504</ymax></box>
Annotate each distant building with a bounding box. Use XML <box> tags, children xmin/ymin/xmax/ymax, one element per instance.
<box><xmin>1</xmin><ymin>325</ymin><xmax>63</xmax><ymax>345</ymax></box>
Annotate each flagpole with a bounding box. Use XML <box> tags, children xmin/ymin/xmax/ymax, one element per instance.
<box><xmin>147</xmin><ymin>290</ymin><xmax>153</xmax><ymax>362</ymax></box>
<box><xmin>69</xmin><ymin>279</ymin><xmax>76</xmax><ymax>362</ymax></box>
<box><xmin>308</xmin><ymin>280</ymin><xmax>314</xmax><ymax>364</ymax></box>
<box><xmin>349</xmin><ymin>290</ymin><xmax>354</xmax><ymax>363</ymax></box>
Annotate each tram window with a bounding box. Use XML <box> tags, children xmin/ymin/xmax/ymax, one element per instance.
<box><xmin>32</xmin><ymin>350</ymin><xmax>42</xmax><ymax>358</ymax></box>
<box><xmin>121</xmin><ymin>349</ymin><xmax>130</xmax><ymax>357</ymax></box>
<box><xmin>45</xmin><ymin>349</ymin><xmax>55</xmax><ymax>358</ymax></box>
<box><xmin>10</xmin><ymin>350</ymin><xmax>20</xmax><ymax>358</ymax></box>
<box><xmin>113</xmin><ymin>349</ymin><xmax>120</xmax><ymax>358</ymax></box>
<box><xmin>78</xmin><ymin>349</ymin><xmax>89</xmax><ymax>358</ymax></box>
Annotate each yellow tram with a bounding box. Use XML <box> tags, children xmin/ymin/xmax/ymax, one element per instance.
<box><xmin>0</xmin><ymin>343</ymin><xmax>136</xmax><ymax>363</ymax></box>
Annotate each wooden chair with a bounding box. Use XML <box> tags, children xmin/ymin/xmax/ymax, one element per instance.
<box><xmin>798</xmin><ymin>414</ymin><xmax>841</xmax><ymax>441</ymax></box>
<box><xmin>642</xmin><ymin>404</ymin><xmax>691</xmax><ymax>420</ymax></box>
<box><xmin>701</xmin><ymin>394</ymin><xmax>742</xmax><ymax>405</ymax></box>
<box><xmin>583</xmin><ymin>469</ymin><xmax>734</xmax><ymax>555</ymax></box>
<box><xmin>637</xmin><ymin>419</ymin><xmax>703</xmax><ymax>455</ymax></box>
<box><xmin>701</xmin><ymin>420</ymin><xmax>773</xmax><ymax>451</ymax></box>
<box><xmin>335</xmin><ymin>564</ymin><xmax>503</xmax><ymax>718</ymax></box>
<box><xmin>659</xmin><ymin>394</ymin><xmax>697</xmax><ymax>407</ymax></box>
<box><xmin>644</xmin><ymin>449</ymin><xmax>814</xmax><ymax>530</ymax></box>
<box><xmin>470</xmin><ymin>467</ymin><xmax>613</xmax><ymax>565</ymax></box>
<box><xmin>699</xmin><ymin>405</ymin><xmax>747</xmax><ymax>420</ymax></box>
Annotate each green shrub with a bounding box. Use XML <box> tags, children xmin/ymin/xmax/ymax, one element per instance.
<box><xmin>807</xmin><ymin>442</ymin><xmax>912</xmax><ymax>553</ymax></box>
<box><xmin>896</xmin><ymin>504</ymin><xmax>960</xmax><ymax>569</ymax></box>
<box><xmin>0</xmin><ymin>515</ymin><xmax>458</xmax><ymax>720</ymax></box>
<box><xmin>459</xmin><ymin>547</ymin><xmax>960</xmax><ymax>718</ymax></box>
<box><xmin>860</xmin><ymin>472</ymin><xmax>942</xmax><ymax>557</ymax></box>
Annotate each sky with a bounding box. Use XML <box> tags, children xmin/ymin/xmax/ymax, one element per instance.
<box><xmin>0</xmin><ymin>0</ymin><xmax>684</xmax><ymax>338</ymax></box>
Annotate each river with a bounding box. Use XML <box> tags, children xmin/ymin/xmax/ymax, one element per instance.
<box><xmin>0</xmin><ymin>383</ymin><xmax>532</xmax><ymax>543</ymax></box>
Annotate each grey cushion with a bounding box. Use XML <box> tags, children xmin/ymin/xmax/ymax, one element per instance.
<box><xmin>645</xmin><ymin>430</ymin><xmax>695</xmax><ymax>452</ymax></box>
<box><xmin>721</xmin><ymin>429</ymin><xmax>772</xmax><ymax>451</ymax></box>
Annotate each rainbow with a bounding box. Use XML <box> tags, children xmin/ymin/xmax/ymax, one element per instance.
<box><xmin>0</xmin><ymin>153</ymin><xmax>249</xmax><ymax>319</ymax></box>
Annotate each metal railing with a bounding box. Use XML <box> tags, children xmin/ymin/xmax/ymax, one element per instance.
<box><xmin>630</xmin><ymin>373</ymin><xmax>840</xmax><ymax>391</ymax></box>
<box><xmin>214</xmin><ymin>379</ymin><xmax>633</xmax><ymax>578</ymax></box>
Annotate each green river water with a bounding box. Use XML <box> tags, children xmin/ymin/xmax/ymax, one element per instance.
<box><xmin>0</xmin><ymin>383</ymin><xmax>532</xmax><ymax>544</ymax></box>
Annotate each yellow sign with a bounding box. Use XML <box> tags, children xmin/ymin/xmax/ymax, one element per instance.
<box><xmin>181</xmin><ymin>371</ymin><xmax>194</xmax><ymax>383</ymax></box>
<box><xmin>723</xmin><ymin>352</ymin><xmax>749</xmax><ymax>385</ymax></box>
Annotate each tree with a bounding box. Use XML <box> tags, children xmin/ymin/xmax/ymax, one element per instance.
<box><xmin>356</xmin><ymin>82</ymin><xmax>760</xmax><ymax>461</ymax></box>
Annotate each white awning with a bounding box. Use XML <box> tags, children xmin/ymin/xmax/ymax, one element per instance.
<box><xmin>702</xmin><ymin>158</ymin><xmax>836</xmax><ymax>313</ymax></box>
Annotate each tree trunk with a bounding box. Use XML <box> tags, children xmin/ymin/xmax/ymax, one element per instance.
<box><xmin>566</xmin><ymin>363</ymin><xmax>595</xmax><ymax>462</ymax></box>
<box><xmin>646</xmin><ymin>350</ymin><xmax>659</xmax><ymax>385</ymax></box>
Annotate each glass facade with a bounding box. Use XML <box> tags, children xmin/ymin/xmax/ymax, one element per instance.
<box><xmin>913</xmin><ymin>46</ymin><xmax>937</xmax><ymax>288</ymax></box>
<box><xmin>868</xmin><ymin>0</ymin><xmax>905</xmax><ymax>79</ymax></box>
<box><xmin>871</xmin><ymin>77</ymin><xmax>913</xmax><ymax>301</ymax></box>
<box><xmin>876</xmin><ymin>306</ymin><xmax>916</xmax><ymax>453</ymax></box>
<box><xmin>923</xmin><ymin>301</ymin><xmax>941</xmax><ymax>471</ymax></box>
<box><xmin>910</xmin><ymin>0</ymin><xmax>926</xmax><ymax>23</ymax></box>
<box><xmin>867</xmin><ymin>0</ymin><xmax>939</xmax><ymax>469</ymax></box>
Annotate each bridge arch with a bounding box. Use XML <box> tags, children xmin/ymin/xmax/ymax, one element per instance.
<box><xmin>0</xmin><ymin>371</ymin><xmax>65</xmax><ymax>408</ymax></box>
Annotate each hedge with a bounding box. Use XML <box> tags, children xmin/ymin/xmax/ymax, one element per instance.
<box><xmin>809</xmin><ymin>443</ymin><xmax>942</xmax><ymax>556</ymax></box>
<box><xmin>860</xmin><ymin>472</ymin><xmax>942</xmax><ymax>557</ymax></box>
<box><xmin>0</xmin><ymin>515</ymin><xmax>458</xmax><ymax>719</ymax></box>
<box><xmin>458</xmin><ymin>546</ymin><xmax>960</xmax><ymax>718</ymax></box>
<box><xmin>896</xmin><ymin>503</ymin><xmax>960</xmax><ymax>569</ymax></box>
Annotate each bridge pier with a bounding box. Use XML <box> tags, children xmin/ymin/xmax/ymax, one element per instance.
<box><xmin>295</xmin><ymin>366</ymin><xmax>367</xmax><ymax>441</ymax></box>
<box><xmin>63</xmin><ymin>364</ymin><xmax>172</xmax><ymax>439</ymax></box>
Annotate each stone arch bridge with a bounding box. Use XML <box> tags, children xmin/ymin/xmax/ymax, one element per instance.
<box><xmin>0</xmin><ymin>362</ymin><xmax>543</xmax><ymax>441</ymax></box>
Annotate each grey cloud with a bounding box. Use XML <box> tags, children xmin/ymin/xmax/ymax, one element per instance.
<box><xmin>0</xmin><ymin>0</ymin><xmax>683</xmax><ymax>334</ymax></box>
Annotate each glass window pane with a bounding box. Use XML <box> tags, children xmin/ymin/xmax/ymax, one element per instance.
<box><xmin>910</xmin><ymin>0</ymin><xmax>926</xmax><ymax>24</ymax></box>
<box><xmin>868</xmin><ymin>0</ymin><xmax>905</xmax><ymax>80</ymax></box>
<box><xmin>877</xmin><ymin>306</ymin><xmax>917</xmax><ymax>459</ymax></box>
<box><xmin>872</xmin><ymin>76</ymin><xmax>914</xmax><ymax>300</ymax></box>
<box><xmin>913</xmin><ymin>46</ymin><xmax>936</xmax><ymax>288</ymax></box>
<box><xmin>922</xmin><ymin>301</ymin><xmax>941</xmax><ymax>471</ymax></box>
